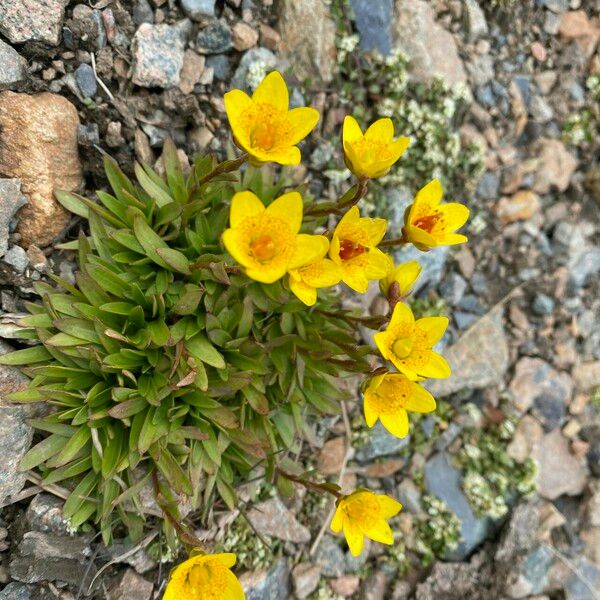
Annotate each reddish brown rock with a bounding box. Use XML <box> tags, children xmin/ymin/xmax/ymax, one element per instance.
<box><xmin>558</xmin><ymin>10</ymin><xmax>600</xmax><ymax>40</ymax></box>
<box><xmin>232</xmin><ymin>21</ymin><xmax>259</xmax><ymax>51</ymax></box>
<box><xmin>495</xmin><ymin>190</ymin><xmax>541</xmax><ymax>224</ymax></box>
<box><xmin>0</xmin><ymin>92</ymin><xmax>82</xmax><ymax>247</ymax></box>
<box><xmin>533</xmin><ymin>138</ymin><xmax>577</xmax><ymax>194</ymax></box>
<box><xmin>317</xmin><ymin>436</ymin><xmax>347</xmax><ymax>475</ymax></box>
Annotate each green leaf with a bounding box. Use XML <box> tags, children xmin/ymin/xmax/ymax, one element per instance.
<box><xmin>102</xmin><ymin>432</ymin><xmax>124</xmax><ymax>478</ymax></box>
<box><xmin>242</xmin><ymin>386</ymin><xmax>269</xmax><ymax>415</ymax></box>
<box><xmin>104</xmin><ymin>154</ymin><xmax>136</xmax><ymax>203</ymax></box>
<box><xmin>155</xmin><ymin>248</ymin><xmax>191</xmax><ymax>275</ymax></box>
<box><xmin>147</xmin><ymin>319</ymin><xmax>171</xmax><ymax>346</ymax></box>
<box><xmin>216</xmin><ymin>477</ymin><xmax>237</xmax><ymax>510</ymax></box>
<box><xmin>50</xmin><ymin>427</ymin><xmax>92</xmax><ymax>467</ymax></box>
<box><xmin>63</xmin><ymin>471</ymin><xmax>98</xmax><ymax>519</ymax></box>
<box><xmin>185</xmin><ymin>334</ymin><xmax>225</xmax><ymax>369</ymax></box>
<box><xmin>0</xmin><ymin>345</ymin><xmax>51</xmax><ymax>365</ymax></box>
<box><xmin>173</xmin><ymin>285</ymin><xmax>203</xmax><ymax>315</ymax></box>
<box><xmin>20</xmin><ymin>434</ymin><xmax>67</xmax><ymax>471</ymax></box>
<box><xmin>152</xmin><ymin>446</ymin><xmax>193</xmax><ymax>496</ymax></box>
<box><xmin>54</xmin><ymin>190</ymin><xmax>89</xmax><ymax>218</ymax></box>
<box><xmin>133</xmin><ymin>215</ymin><xmax>170</xmax><ymax>268</ymax></box>
<box><xmin>134</xmin><ymin>162</ymin><xmax>173</xmax><ymax>207</ymax></box>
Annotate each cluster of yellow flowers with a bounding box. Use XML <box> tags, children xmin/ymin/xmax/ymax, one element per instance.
<box><xmin>164</xmin><ymin>71</ymin><xmax>470</xmax><ymax>598</ymax></box>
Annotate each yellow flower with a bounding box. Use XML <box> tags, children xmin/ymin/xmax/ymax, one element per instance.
<box><xmin>364</xmin><ymin>373</ymin><xmax>436</xmax><ymax>438</ymax></box>
<box><xmin>288</xmin><ymin>244</ymin><xmax>341</xmax><ymax>306</ymax></box>
<box><xmin>329</xmin><ymin>206</ymin><xmax>390</xmax><ymax>293</ymax></box>
<box><xmin>222</xmin><ymin>190</ymin><xmax>327</xmax><ymax>284</ymax></box>
<box><xmin>379</xmin><ymin>259</ymin><xmax>422</xmax><ymax>297</ymax></box>
<box><xmin>404</xmin><ymin>179</ymin><xmax>470</xmax><ymax>251</ymax></box>
<box><xmin>374</xmin><ymin>302</ymin><xmax>450</xmax><ymax>380</ymax></box>
<box><xmin>163</xmin><ymin>552</ymin><xmax>245</xmax><ymax>600</ymax></box>
<box><xmin>342</xmin><ymin>116</ymin><xmax>410</xmax><ymax>179</ymax></box>
<box><xmin>224</xmin><ymin>71</ymin><xmax>320</xmax><ymax>166</ymax></box>
<box><xmin>331</xmin><ymin>490</ymin><xmax>402</xmax><ymax>556</ymax></box>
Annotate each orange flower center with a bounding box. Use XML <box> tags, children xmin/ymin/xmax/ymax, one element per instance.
<box><xmin>243</xmin><ymin>103</ymin><xmax>293</xmax><ymax>151</ymax></box>
<box><xmin>413</xmin><ymin>212</ymin><xmax>442</xmax><ymax>233</ymax></box>
<box><xmin>344</xmin><ymin>493</ymin><xmax>381</xmax><ymax>530</ymax></box>
<box><xmin>251</xmin><ymin>234</ymin><xmax>277</xmax><ymax>261</ymax></box>
<box><xmin>339</xmin><ymin>239</ymin><xmax>366</xmax><ymax>261</ymax></box>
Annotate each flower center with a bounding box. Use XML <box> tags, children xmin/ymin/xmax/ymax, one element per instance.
<box><xmin>392</xmin><ymin>337</ymin><xmax>414</xmax><ymax>358</ymax></box>
<box><xmin>413</xmin><ymin>212</ymin><xmax>442</xmax><ymax>233</ymax></box>
<box><xmin>370</xmin><ymin>377</ymin><xmax>412</xmax><ymax>415</ymax></box>
<box><xmin>187</xmin><ymin>562</ymin><xmax>228</xmax><ymax>599</ymax></box>
<box><xmin>339</xmin><ymin>239</ymin><xmax>366</xmax><ymax>261</ymax></box>
<box><xmin>344</xmin><ymin>494</ymin><xmax>381</xmax><ymax>530</ymax></box>
<box><xmin>251</xmin><ymin>235</ymin><xmax>277</xmax><ymax>261</ymax></box>
<box><xmin>351</xmin><ymin>138</ymin><xmax>392</xmax><ymax>163</ymax></box>
<box><xmin>244</xmin><ymin>103</ymin><xmax>293</xmax><ymax>151</ymax></box>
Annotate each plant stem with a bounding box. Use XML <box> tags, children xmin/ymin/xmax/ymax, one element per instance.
<box><xmin>379</xmin><ymin>229</ymin><xmax>409</xmax><ymax>248</ymax></box>
<box><xmin>305</xmin><ymin>176</ymin><xmax>369</xmax><ymax>217</ymax></box>
<box><xmin>276</xmin><ymin>467</ymin><xmax>342</xmax><ymax>499</ymax></box>
<box><xmin>198</xmin><ymin>152</ymin><xmax>248</xmax><ymax>186</ymax></box>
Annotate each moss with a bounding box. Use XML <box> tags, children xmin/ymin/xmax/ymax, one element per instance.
<box><xmin>410</xmin><ymin>295</ymin><xmax>449</xmax><ymax>320</ymax></box>
<box><xmin>563</xmin><ymin>74</ymin><xmax>600</xmax><ymax>148</ymax></box>
<box><xmin>454</xmin><ymin>409</ymin><xmax>538</xmax><ymax>519</ymax></box>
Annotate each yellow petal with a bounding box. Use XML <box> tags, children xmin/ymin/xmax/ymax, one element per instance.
<box><xmin>335</xmin><ymin>205</ymin><xmax>360</xmax><ymax>235</ymax></box>
<box><xmin>251</xmin><ymin>145</ymin><xmax>301</xmax><ymax>166</ymax></box>
<box><xmin>300</xmin><ymin>258</ymin><xmax>341</xmax><ymax>288</ymax></box>
<box><xmin>389</xmin><ymin>136</ymin><xmax>411</xmax><ymax>159</ymax></box>
<box><xmin>245</xmin><ymin>264</ymin><xmax>287</xmax><ymax>284</ymax></box>
<box><xmin>363</xmin><ymin>394</ymin><xmax>379</xmax><ymax>427</ymax></box>
<box><xmin>415</xmin><ymin>179</ymin><xmax>443</xmax><ymax>207</ymax></box>
<box><xmin>266</xmin><ymin>191</ymin><xmax>303</xmax><ymax>233</ymax></box>
<box><xmin>331</xmin><ymin>506</ymin><xmax>344</xmax><ymax>533</ymax></box>
<box><xmin>438</xmin><ymin>232</ymin><xmax>469</xmax><ymax>246</ymax></box>
<box><xmin>395</xmin><ymin>261</ymin><xmax>422</xmax><ymax>295</ymax></box>
<box><xmin>252</xmin><ymin>70</ymin><xmax>288</xmax><ymax>111</ymax></box>
<box><xmin>439</xmin><ymin>202</ymin><xmax>470</xmax><ymax>231</ymax></box>
<box><xmin>289</xmin><ymin>276</ymin><xmax>317</xmax><ymax>306</ymax></box>
<box><xmin>377</xmin><ymin>495</ymin><xmax>403</xmax><ymax>519</ymax></box>
<box><xmin>362</xmin><ymin>217</ymin><xmax>388</xmax><ymax>247</ymax></box>
<box><xmin>214</xmin><ymin>553</ymin><xmax>237</xmax><ymax>569</ymax></box>
<box><xmin>406</xmin><ymin>223</ymin><xmax>438</xmax><ymax>248</ymax></box>
<box><xmin>289</xmin><ymin>234</ymin><xmax>330</xmax><ymax>269</ymax></box>
<box><xmin>230</xmin><ymin>191</ymin><xmax>265</xmax><ymax>228</ymax></box>
<box><xmin>388</xmin><ymin>302</ymin><xmax>415</xmax><ymax>329</ymax></box>
<box><xmin>363</xmin><ymin>247</ymin><xmax>392</xmax><ymax>279</ymax></box>
<box><xmin>405</xmin><ymin>383</ymin><xmax>437</xmax><ymax>413</ymax></box>
<box><xmin>364</xmin><ymin>117</ymin><xmax>394</xmax><ymax>142</ymax></box>
<box><xmin>380</xmin><ymin>410</ymin><xmax>409</xmax><ymax>438</ymax></box>
<box><xmin>365</xmin><ymin>520</ymin><xmax>394</xmax><ymax>545</ymax></box>
<box><xmin>224</xmin><ymin>89</ymin><xmax>252</xmax><ymax>132</ymax></box>
<box><xmin>287</xmin><ymin>107</ymin><xmax>320</xmax><ymax>145</ymax></box>
<box><xmin>340</xmin><ymin>261</ymin><xmax>369</xmax><ymax>293</ymax></box>
<box><xmin>416</xmin><ymin>316</ymin><xmax>448</xmax><ymax>345</ymax></box>
<box><xmin>343</xmin><ymin>523</ymin><xmax>365</xmax><ymax>557</ymax></box>
<box><xmin>329</xmin><ymin>233</ymin><xmax>341</xmax><ymax>264</ymax></box>
<box><xmin>373</xmin><ymin>331</ymin><xmax>393</xmax><ymax>362</ymax></box>
<box><xmin>222</xmin><ymin>229</ymin><xmax>253</xmax><ymax>268</ymax></box>
<box><xmin>224</xmin><ymin>569</ymin><xmax>245</xmax><ymax>600</ymax></box>
<box><xmin>420</xmin><ymin>351</ymin><xmax>451</xmax><ymax>379</ymax></box>
<box><xmin>342</xmin><ymin>115</ymin><xmax>364</xmax><ymax>146</ymax></box>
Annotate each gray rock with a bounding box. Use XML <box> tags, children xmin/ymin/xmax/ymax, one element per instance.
<box><xmin>196</xmin><ymin>20</ymin><xmax>232</xmax><ymax>54</ymax></box>
<box><xmin>440</xmin><ymin>273</ymin><xmax>468</xmax><ymax>306</ymax></box>
<box><xmin>396</xmin><ymin>479</ymin><xmax>424</xmax><ymax>515</ymax></box>
<box><xmin>532</xmin><ymin>293</ymin><xmax>555</xmax><ymax>316</ymax></box>
<box><xmin>529</xmin><ymin>94</ymin><xmax>554</xmax><ymax>123</ymax></box>
<box><xmin>246</xmin><ymin>497</ymin><xmax>311</xmax><ymax>543</ymax></box>
<box><xmin>351</xmin><ymin>0</ymin><xmax>393</xmax><ymax>55</ymax></box>
<box><xmin>206</xmin><ymin>54</ymin><xmax>230</xmax><ymax>81</ymax></box>
<box><xmin>415</xmin><ymin>558</ymin><xmax>483</xmax><ymax>599</ymax></box>
<box><xmin>425</xmin><ymin>452</ymin><xmax>493</xmax><ymax>559</ymax></box>
<box><xmin>0</xmin><ymin>583</ymin><xmax>31</xmax><ymax>600</ymax></box>
<box><xmin>132</xmin><ymin>0</ymin><xmax>154</xmax><ymax>25</ymax></box>
<box><xmin>467</xmin><ymin>54</ymin><xmax>494</xmax><ymax>87</ymax></box>
<box><xmin>108</xmin><ymin>569</ymin><xmax>153</xmax><ymax>600</ymax></box>
<box><xmin>463</xmin><ymin>0</ymin><xmax>488</xmax><ymax>41</ymax></box>
<box><xmin>569</xmin><ymin>247</ymin><xmax>600</xmax><ymax>290</ymax></box>
<box><xmin>565</xmin><ymin>558</ymin><xmax>600</xmax><ymax>600</ymax></box>
<box><xmin>391</xmin><ymin>0</ymin><xmax>467</xmax><ymax>87</ymax></box>
<box><xmin>241</xmin><ymin>558</ymin><xmax>290</xmax><ymax>600</ymax></box>
<box><xmin>506</xmin><ymin>544</ymin><xmax>554</xmax><ymax>597</ymax></box>
<box><xmin>532</xmin><ymin>393</ymin><xmax>566</xmax><ymax>431</ymax></box>
<box><xmin>181</xmin><ymin>0</ymin><xmax>215</xmax><ymax>20</ymax></box>
<box><xmin>230</xmin><ymin>47</ymin><xmax>277</xmax><ymax>92</ymax></box>
<box><xmin>454</xmin><ymin>312</ymin><xmax>478</xmax><ymax>330</ymax></box>
<box><xmin>427</xmin><ymin>307</ymin><xmax>508</xmax><ymax>398</ymax></box>
<box><xmin>78</xmin><ymin>123</ymin><xmax>100</xmax><ymax>147</ymax></box>
<box><xmin>0</xmin><ymin>40</ymin><xmax>27</xmax><ymax>91</ymax></box>
<box><xmin>543</xmin><ymin>0</ymin><xmax>569</xmax><ymax>12</ymax></box>
<box><xmin>0</xmin><ymin>0</ymin><xmax>67</xmax><ymax>45</ymax></box>
<box><xmin>314</xmin><ymin>536</ymin><xmax>345</xmax><ymax>577</ymax></box>
<box><xmin>3</xmin><ymin>245</ymin><xmax>29</xmax><ymax>273</ymax></box>
<box><xmin>74</xmin><ymin>63</ymin><xmax>97</xmax><ymax>98</ymax></box>
<box><xmin>25</xmin><ymin>493</ymin><xmax>69</xmax><ymax>535</ymax></box>
<box><xmin>495</xmin><ymin>502</ymin><xmax>539</xmax><ymax>562</ymax></box>
<box><xmin>476</xmin><ymin>171</ymin><xmax>500</xmax><ymax>200</ymax></box>
<box><xmin>355</xmin><ymin>421</ymin><xmax>410</xmax><ymax>462</ymax></box>
<box><xmin>132</xmin><ymin>21</ymin><xmax>191</xmax><ymax>88</ymax></box>
<box><xmin>0</xmin><ymin>178</ymin><xmax>27</xmax><ymax>257</ymax></box>
<box><xmin>291</xmin><ymin>563</ymin><xmax>321</xmax><ymax>600</ymax></box>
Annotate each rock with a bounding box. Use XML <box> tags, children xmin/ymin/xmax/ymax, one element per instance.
<box><xmin>0</xmin><ymin>92</ymin><xmax>82</xmax><ymax>248</ymax></box>
<box><xmin>530</xmin><ymin>95</ymin><xmax>554</xmax><ymax>123</ymax></box>
<box><xmin>425</xmin><ymin>452</ymin><xmax>493</xmax><ymax>559</ymax></box>
<box><xmin>533</xmin><ymin>138</ymin><xmax>577</xmax><ymax>194</ymax></box>
<box><xmin>396</xmin><ymin>479</ymin><xmax>424</xmax><ymax>515</ymax></box>
<box><xmin>230</xmin><ymin>47</ymin><xmax>278</xmax><ymax>92</ymax></box>
<box><xmin>467</xmin><ymin>54</ymin><xmax>495</xmax><ymax>87</ymax></box>
<box><xmin>588</xmin><ymin>481</ymin><xmax>600</xmax><ymax>527</ymax></box>
<box><xmin>108</xmin><ymin>569</ymin><xmax>153</xmax><ymax>600</ymax></box>
<box><xmin>440</xmin><ymin>273</ymin><xmax>468</xmax><ymax>306</ymax></box>
<box><xmin>0</xmin><ymin>0</ymin><xmax>67</xmax><ymax>45</ymax></box>
<box><xmin>246</xmin><ymin>497</ymin><xmax>311</xmax><ymax>543</ymax></box>
<box><xmin>10</xmin><ymin>531</ymin><xmax>94</xmax><ymax>586</ymax></box>
<box><xmin>537</xmin><ymin>429</ymin><xmax>587</xmax><ymax>500</ymax></box>
<box><xmin>196</xmin><ymin>20</ymin><xmax>233</xmax><ymax>54</ymax></box>
<box><xmin>391</xmin><ymin>0</ymin><xmax>467</xmax><ymax>87</ymax></box>
<box><xmin>318</xmin><ymin>436</ymin><xmax>347</xmax><ymax>475</ymax></box>
<box><xmin>569</xmin><ymin>247</ymin><xmax>600</xmax><ymax>290</ymax></box>
<box><xmin>496</xmin><ymin>190</ymin><xmax>541</xmax><ymax>224</ymax></box>
<box><xmin>259</xmin><ymin>24</ymin><xmax>281</xmax><ymax>51</ymax></box>
<box><xmin>132</xmin><ymin>21</ymin><xmax>190</xmax><ymax>88</ymax></box>
<box><xmin>495</xmin><ymin>502</ymin><xmax>540</xmax><ymax>562</ymax></box>
<box><xmin>314</xmin><ymin>536</ymin><xmax>345</xmax><ymax>577</ymax></box>
<box><xmin>3</xmin><ymin>245</ymin><xmax>28</xmax><ymax>273</ymax></box>
<box><xmin>74</xmin><ymin>63</ymin><xmax>97</xmax><ymax>98</ymax></box>
<box><xmin>0</xmin><ymin>40</ymin><xmax>27</xmax><ymax>91</ymax></box>
<box><xmin>0</xmin><ymin>341</ymin><xmax>34</xmax><ymax>507</ymax></box>
<box><xmin>509</xmin><ymin>358</ymin><xmax>572</xmax><ymax>414</ymax></box>
<box><xmin>507</xmin><ymin>415</ymin><xmax>544</xmax><ymax>463</ymax></box>
<box><xmin>132</xmin><ymin>0</ymin><xmax>154</xmax><ymax>25</ymax></box>
<box><xmin>572</xmin><ymin>361</ymin><xmax>600</xmax><ymax>392</ymax></box>
<box><xmin>25</xmin><ymin>494</ymin><xmax>69</xmax><ymax>535</ymax></box>
<box><xmin>476</xmin><ymin>171</ymin><xmax>501</xmax><ymax>200</ymax></box>
<box><xmin>463</xmin><ymin>0</ymin><xmax>488</xmax><ymax>41</ymax></box>
<box><xmin>351</xmin><ymin>0</ymin><xmax>394</xmax><ymax>55</ymax></box>
<box><xmin>180</xmin><ymin>0</ymin><xmax>215</xmax><ymax>20</ymax></box>
<box><xmin>0</xmin><ymin>179</ymin><xmax>27</xmax><ymax>257</ymax></box>
<box><xmin>355</xmin><ymin>421</ymin><xmax>410</xmax><ymax>462</ymax></box>
<box><xmin>278</xmin><ymin>0</ymin><xmax>337</xmax><ymax>84</ymax></box>
<box><xmin>179</xmin><ymin>50</ymin><xmax>205</xmax><ymax>94</ymax></box>
<box><xmin>0</xmin><ymin>583</ymin><xmax>31</xmax><ymax>600</ymax></box>
<box><xmin>564</xmin><ymin>558</ymin><xmax>600</xmax><ymax>600</ymax></box>
<box><xmin>415</xmin><ymin>560</ymin><xmax>482</xmax><ymax>599</ymax></box>
<box><xmin>241</xmin><ymin>558</ymin><xmax>290</xmax><ymax>600</ymax></box>
<box><xmin>543</xmin><ymin>0</ymin><xmax>569</xmax><ymax>12</ymax></box>
<box><xmin>532</xmin><ymin>293</ymin><xmax>555</xmax><ymax>316</ymax></box>
<box><xmin>360</xmin><ymin>569</ymin><xmax>392</xmax><ymax>599</ymax></box>
<box><xmin>558</xmin><ymin>10</ymin><xmax>600</xmax><ymax>39</ymax></box>
<box><xmin>506</xmin><ymin>544</ymin><xmax>554</xmax><ymax>598</ymax></box>
<box><xmin>206</xmin><ymin>55</ymin><xmax>230</xmax><ymax>81</ymax></box>
<box><xmin>531</xmin><ymin>41</ymin><xmax>547</xmax><ymax>62</ymax></box>
<box><xmin>292</xmin><ymin>563</ymin><xmax>321</xmax><ymax>599</ymax></box>
<box><xmin>427</xmin><ymin>307</ymin><xmax>509</xmax><ymax>398</ymax></box>
<box><xmin>232</xmin><ymin>22</ymin><xmax>259</xmax><ymax>51</ymax></box>
<box><xmin>331</xmin><ymin>575</ymin><xmax>361</xmax><ymax>597</ymax></box>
